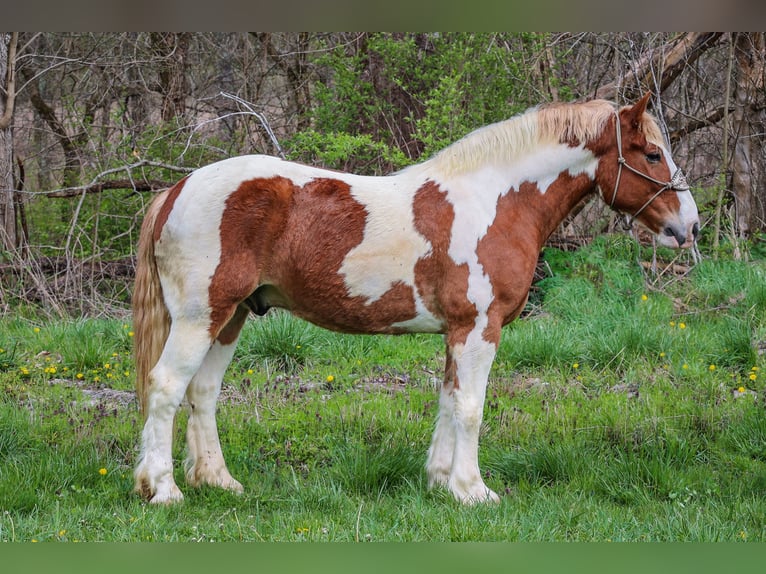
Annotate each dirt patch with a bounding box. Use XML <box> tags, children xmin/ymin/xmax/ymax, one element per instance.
<box><xmin>49</xmin><ymin>377</ymin><xmax>136</xmax><ymax>410</ymax></box>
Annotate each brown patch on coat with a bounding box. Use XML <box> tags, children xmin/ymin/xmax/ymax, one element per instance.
<box><xmin>269</xmin><ymin>178</ymin><xmax>420</xmax><ymax>333</ymax></box>
<box><xmin>412</xmin><ymin>180</ymin><xmax>477</xmax><ymax>392</ymax></box>
<box><xmin>216</xmin><ymin>304</ymin><xmax>250</xmax><ymax>346</ymax></box>
<box><xmin>412</xmin><ymin>181</ymin><xmax>475</xmax><ymax>342</ymax></box>
<box><xmin>153</xmin><ymin>177</ymin><xmax>187</xmax><ymax>242</ymax></box>
<box><xmin>477</xmin><ymin>172</ymin><xmax>596</xmax><ymax>347</ymax></box>
<box><xmin>207</xmin><ymin>176</ymin><xmax>294</xmax><ymax>338</ymax></box>
<box><xmin>209</xmin><ymin>176</ymin><xmax>426</xmax><ymax>337</ymax></box>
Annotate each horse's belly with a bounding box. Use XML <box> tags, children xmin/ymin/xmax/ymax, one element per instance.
<box><xmin>282</xmin><ymin>281</ymin><xmax>444</xmax><ymax>335</ymax></box>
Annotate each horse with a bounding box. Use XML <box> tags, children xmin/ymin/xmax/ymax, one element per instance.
<box><xmin>132</xmin><ymin>93</ymin><xmax>699</xmax><ymax>505</ymax></box>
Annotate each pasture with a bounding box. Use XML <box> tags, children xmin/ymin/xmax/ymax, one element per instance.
<box><xmin>1</xmin><ymin>236</ymin><xmax>765</xmax><ymax>542</ymax></box>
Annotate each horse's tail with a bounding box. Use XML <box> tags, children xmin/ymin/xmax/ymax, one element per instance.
<box><xmin>132</xmin><ymin>189</ymin><xmax>171</xmax><ymax>419</ymax></box>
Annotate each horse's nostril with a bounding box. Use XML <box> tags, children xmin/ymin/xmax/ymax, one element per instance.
<box><xmin>664</xmin><ymin>226</ymin><xmax>686</xmax><ymax>246</ymax></box>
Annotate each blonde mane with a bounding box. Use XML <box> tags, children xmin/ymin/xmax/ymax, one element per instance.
<box><xmin>630</xmin><ymin>106</ymin><xmax>665</xmax><ymax>146</ymax></box>
<box><xmin>415</xmin><ymin>99</ymin><xmax>663</xmax><ymax>178</ymax></box>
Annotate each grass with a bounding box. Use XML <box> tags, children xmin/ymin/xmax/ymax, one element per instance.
<box><xmin>1</xmin><ymin>235</ymin><xmax>765</xmax><ymax>541</ymax></box>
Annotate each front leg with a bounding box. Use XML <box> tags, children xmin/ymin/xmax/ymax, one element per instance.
<box><xmin>427</xmin><ymin>326</ymin><xmax>500</xmax><ymax>504</ymax></box>
<box><xmin>426</xmin><ymin>348</ymin><xmax>457</xmax><ymax>488</ymax></box>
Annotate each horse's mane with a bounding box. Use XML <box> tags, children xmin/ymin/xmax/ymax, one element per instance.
<box><xmin>411</xmin><ymin>99</ymin><xmax>664</xmax><ymax>178</ymax></box>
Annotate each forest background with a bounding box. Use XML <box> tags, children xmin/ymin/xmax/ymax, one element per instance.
<box><xmin>0</xmin><ymin>32</ymin><xmax>765</xmax><ymax>316</ymax></box>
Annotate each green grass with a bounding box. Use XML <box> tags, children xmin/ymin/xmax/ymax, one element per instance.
<box><xmin>1</xmin><ymin>236</ymin><xmax>765</xmax><ymax>541</ymax></box>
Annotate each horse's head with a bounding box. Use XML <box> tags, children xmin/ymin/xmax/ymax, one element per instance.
<box><xmin>597</xmin><ymin>93</ymin><xmax>699</xmax><ymax>249</ymax></box>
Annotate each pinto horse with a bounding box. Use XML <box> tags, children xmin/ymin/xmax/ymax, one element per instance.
<box><xmin>133</xmin><ymin>93</ymin><xmax>699</xmax><ymax>505</ymax></box>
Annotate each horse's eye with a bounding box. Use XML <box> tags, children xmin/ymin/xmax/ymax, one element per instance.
<box><xmin>646</xmin><ymin>152</ymin><xmax>662</xmax><ymax>164</ymax></box>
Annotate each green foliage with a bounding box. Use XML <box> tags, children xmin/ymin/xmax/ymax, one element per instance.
<box><xmin>287</xmin><ymin>33</ymin><xmax>541</xmax><ymax>173</ymax></box>
<box><xmin>285</xmin><ymin>130</ymin><xmax>410</xmax><ymax>174</ymax></box>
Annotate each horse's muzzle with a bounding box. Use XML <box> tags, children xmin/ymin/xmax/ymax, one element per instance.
<box><xmin>661</xmin><ymin>221</ymin><xmax>699</xmax><ymax>249</ymax></box>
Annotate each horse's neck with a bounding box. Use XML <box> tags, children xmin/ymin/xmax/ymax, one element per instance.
<box><xmin>470</xmin><ymin>150</ymin><xmax>599</xmax><ymax>247</ymax></box>
<box><xmin>530</xmin><ymin>170</ymin><xmax>598</xmax><ymax>242</ymax></box>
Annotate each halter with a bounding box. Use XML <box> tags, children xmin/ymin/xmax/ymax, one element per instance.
<box><xmin>609</xmin><ymin>110</ymin><xmax>690</xmax><ymax>222</ymax></box>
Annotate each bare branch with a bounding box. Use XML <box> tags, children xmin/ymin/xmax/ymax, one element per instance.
<box><xmin>219</xmin><ymin>91</ymin><xmax>286</xmax><ymax>158</ymax></box>
<box><xmin>40</xmin><ymin>160</ymin><xmax>192</xmax><ymax>198</ymax></box>
<box><xmin>45</xmin><ymin>179</ymin><xmax>173</xmax><ymax>198</ymax></box>
<box><xmin>668</xmin><ymin>105</ymin><xmax>733</xmax><ymax>143</ymax></box>
<box><xmin>595</xmin><ymin>32</ymin><xmax>723</xmax><ymax>101</ymax></box>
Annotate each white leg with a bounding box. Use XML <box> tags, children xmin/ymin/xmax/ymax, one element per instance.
<box><xmin>184</xmin><ymin>339</ymin><xmax>243</xmax><ymax>493</ymax></box>
<box><xmin>134</xmin><ymin>320</ymin><xmax>212</xmax><ymax>504</ymax></box>
<box><xmin>426</xmin><ymin>349</ymin><xmax>456</xmax><ymax>487</ymax></box>
<box><xmin>431</xmin><ymin>328</ymin><xmax>500</xmax><ymax>504</ymax></box>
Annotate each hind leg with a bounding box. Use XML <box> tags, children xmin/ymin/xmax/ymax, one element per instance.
<box><xmin>185</xmin><ymin>305</ymin><xmax>248</xmax><ymax>493</ymax></box>
<box><xmin>134</xmin><ymin>319</ymin><xmax>213</xmax><ymax>504</ymax></box>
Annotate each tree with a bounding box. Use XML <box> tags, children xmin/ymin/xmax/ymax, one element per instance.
<box><xmin>731</xmin><ymin>32</ymin><xmax>765</xmax><ymax>238</ymax></box>
<box><xmin>150</xmin><ymin>33</ymin><xmax>192</xmax><ymax>123</ymax></box>
<box><xmin>0</xmin><ymin>32</ymin><xmax>18</xmax><ymax>252</ymax></box>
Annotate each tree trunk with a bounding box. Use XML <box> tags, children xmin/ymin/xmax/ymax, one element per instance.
<box><xmin>151</xmin><ymin>32</ymin><xmax>191</xmax><ymax>123</ymax></box>
<box><xmin>0</xmin><ymin>32</ymin><xmax>17</xmax><ymax>252</ymax></box>
<box><xmin>731</xmin><ymin>32</ymin><xmax>765</xmax><ymax>238</ymax></box>
<box><xmin>21</xmin><ymin>66</ymin><xmax>83</xmax><ymax>189</ymax></box>
<box><xmin>254</xmin><ymin>33</ymin><xmax>314</xmax><ymax>132</ymax></box>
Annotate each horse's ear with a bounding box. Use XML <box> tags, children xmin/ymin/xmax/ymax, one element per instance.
<box><xmin>625</xmin><ymin>92</ymin><xmax>652</xmax><ymax>128</ymax></box>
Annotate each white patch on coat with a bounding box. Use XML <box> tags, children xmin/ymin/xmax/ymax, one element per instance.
<box><xmin>337</xmin><ymin>174</ymin><xmax>444</xmax><ymax>332</ymax></box>
<box><xmin>339</xmin><ymin>180</ymin><xmax>431</xmax><ymax>303</ymax></box>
